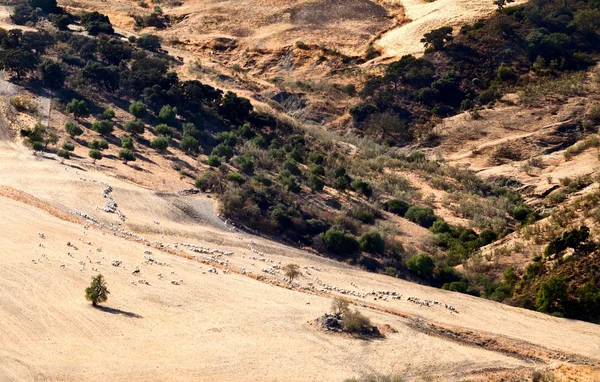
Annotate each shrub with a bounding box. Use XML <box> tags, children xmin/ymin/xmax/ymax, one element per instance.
<box><xmin>66</xmin><ymin>98</ymin><xmax>89</xmax><ymax>120</ymax></box>
<box><xmin>88</xmin><ymin>149</ymin><xmax>102</xmax><ymax>163</ymax></box>
<box><xmin>536</xmin><ymin>276</ymin><xmax>568</xmax><ymax>314</ymax></box>
<box><xmin>64</xmin><ymin>122</ymin><xmax>83</xmax><ymax>137</ymax></box>
<box><xmin>207</xmin><ymin>155</ymin><xmax>221</xmax><ymax>167</ymax></box>
<box><xmin>88</xmin><ymin>139</ymin><xmax>109</xmax><ymax>150</ymax></box>
<box><xmin>384</xmin><ymin>199</ymin><xmax>410</xmax><ymax>216</ymax></box>
<box><xmin>320</xmin><ymin>228</ymin><xmax>360</xmax><ymax>257</ymax></box>
<box><xmin>234</xmin><ymin>155</ymin><xmax>254</xmax><ymax>174</ymax></box>
<box><xmin>121</xmin><ymin>136</ymin><xmax>133</xmax><ymax>149</ymax></box>
<box><xmin>155</xmin><ymin>124</ymin><xmax>174</xmax><ymax>137</ymax></box>
<box><xmin>61</xmin><ymin>142</ymin><xmax>75</xmax><ymax>151</ymax></box>
<box><xmin>158</xmin><ymin>104</ymin><xmax>177</xmax><ymax>124</ymax></box>
<box><xmin>211</xmin><ymin>143</ymin><xmax>234</xmax><ymax>160</ymax></box>
<box><xmin>136</xmin><ymin>33</ymin><xmax>161</xmax><ymax>51</ymax></box>
<box><xmin>10</xmin><ymin>95</ymin><xmax>38</xmax><ymax>113</ymax></box>
<box><xmin>118</xmin><ymin>149</ymin><xmax>136</xmax><ymax>164</ymax></box>
<box><xmin>180</xmin><ymin>135</ymin><xmax>198</xmax><ymax>153</ymax></box>
<box><xmin>497</xmin><ymin>63</ymin><xmax>514</xmax><ymax>81</ymax></box>
<box><xmin>307</xmin><ymin>174</ymin><xmax>325</xmax><ymax>191</ymax></box>
<box><xmin>129</xmin><ymin>101</ymin><xmax>147</xmax><ymax>120</ymax></box>
<box><xmin>283</xmin><ymin>264</ymin><xmax>300</xmax><ymax>282</ymax></box>
<box><xmin>342</xmin><ymin>309</ymin><xmax>372</xmax><ymax>333</ymax></box>
<box><xmin>91</xmin><ymin>119</ymin><xmax>113</xmax><ymax>135</ymax></box>
<box><xmin>124</xmin><ymin>120</ymin><xmax>145</xmax><ymax>135</ymax></box>
<box><xmin>102</xmin><ymin>108</ymin><xmax>115</xmax><ymax>120</ymax></box>
<box><xmin>85</xmin><ymin>274</ymin><xmax>109</xmax><ymax>306</ymax></box>
<box><xmin>226</xmin><ymin>172</ymin><xmax>245</xmax><ymax>184</ymax></box>
<box><xmin>359</xmin><ymin>231</ymin><xmax>385</xmax><ymax>254</ymax></box>
<box><xmin>333</xmin><ymin>176</ymin><xmax>349</xmax><ymax>191</ymax></box>
<box><xmin>195</xmin><ymin>177</ymin><xmax>208</xmax><ymax>191</ymax></box>
<box><xmin>351</xmin><ymin>179</ymin><xmax>373</xmax><ymax>197</ymax></box>
<box><xmin>405</xmin><ymin>206</ymin><xmax>436</xmax><ymax>228</ymax></box>
<box><xmin>57</xmin><ymin>149</ymin><xmax>70</xmax><ymax>160</ymax></box>
<box><xmin>150</xmin><ymin>136</ymin><xmax>169</xmax><ymax>150</ymax></box>
<box><xmin>406</xmin><ymin>254</ymin><xmax>435</xmax><ymax>278</ymax></box>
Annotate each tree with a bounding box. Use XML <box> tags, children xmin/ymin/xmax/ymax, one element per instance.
<box><xmin>85</xmin><ymin>274</ymin><xmax>109</xmax><ymax>306</ymax></box>
<box><xmin>494</xmin><ymin>0</ymin><xmax>515</xmax><ymax>10</ymax></box>
<box><xmin>80</xmin><ymin>61</ymin><xmax>120</xmax><ymax>90</ymax></box>
<box><xmin>331</xmin><ymin>297</ymin><xmax>350</xmax><ymax>315</ymax></box>
<box><xmin>80</xmin><ymin>11</ymin><xmax>114</xmax><ymax>35</ymax></box>
<box><xmin>421</xmin><ymin>26</ymin><xmax>453</xmax><ymax>51</ymax></box>
<box><xmin>124</xmin><ymin>120</ymin><xmax>145</xmax><ymax>135</ymax></box>
<box><xmin>384</xmin><ymin>199</ymin><xmax>410</xmax><ymax>216</ymax></box>
<box><xmin>180</xmin><ymin>135</ymin><xmax>198</xmax><ymax>153</ymax></box>
<box><xmin>155</xmin><ymin>123</ymin><xmax>174</xmax><ymax>137</ymax></box>
<box><xmin>88</xmin><ymin>139</ymin><xmax>108</xmax><ymax>150</ymax></box>
<box><xmin>207</xmin><ymin>155</ymin><xmax>221</xmax><ymax>167</ymax></box>
<box><xmin>39</xmin><ymin>59</ymin><xmax>64</xmax><ymax>89</ymax></box>
<box><xmin>136</xmin><ymin>33</ymin><xmax>161</xmax><ymax>51</ymax></box>
<box><xmin>91</xmin><ymin>120</ymin><xmax>113</xmax><ymax>135</ymax></box>
<box><xmin>66</xmin><ymin>99</ymin><xmax>89</xmax><ymax>120</ymax></box>
<box><xmin>406</xmin><ymin>254</ymin><xmax>435</xmax><ymax>278</ymax></box>
<box><xmin>320</xmin><ymin>228</ymin><xmax>360</xmax><ymax>257</ymax></box>
<box><xmin>0</xmin><ymin>49</ymin><xmax>38</xmax><ymax>79</ymax></box>
<box><xmin>102</xmin><ymin>107</ymin><xmax>115</xmax><ymax>120</ymax></box>
<box><xmin>218</xmin><ymin>91</ymin><xmax>253</xmax><ymax>123</ymax></box>
<box><xmin>57</xmin><ymin>149</ymin><xmax>70</xmax><ymax>162</ymax></box>
<box><xmin>61</xmin><ymin>141</ymin><xmax>75</xmax><ymax>151</ymax></box>
<box><xmin>118</xmin><ymin>149</ymin><xmax>136</xmax><ymax>164</ymax></box>
<box><xmin>405</xmin><ymin>206</ymin><xmax>436</xmax><ymax>228</ymax></box>
<box><xmin>49</xmin><ymin>13</ymin><xmax>70</xmax><ymax>30</ymax></box>
<box><xmin>158</xmin><ymin>104</ymin><xmax>177</xmax><ymax>124</ymax></box>
<box><xmin>11</xmin><ymin>4</ymin><xmax>38</xmax><ymax>25</ymax></box>
<box><xmin>88</xmin><ymin>149</ymin><xmax>102</xmax><ymax>163</ymax></box>
<box><xmin>150</xmin><ymin>136</ymin><xmax>169</xmax><ymax>150</ymax></box>
<box><xmin>536</xmin><ymin>276</ymin><xmax>568</xmax><ymax>314</ymax></box>
<box><xmin>64</xmin><ymin>121</ymin><xmax>83</xmax><ymax>137</ymax></box>
<box><xmin>333</xmin><ymin>176</ymin><xmax>348</xmax><ymax>191</ymax></box>
<box><xmin>351</xmin><ymin>179</ymin><xmax>372</xmax><ymax>197</ymax></box>
<box><xmin>98</xmin><ymin>38</ymin><xmax>132</xmax><ymax>65</ymax></box>
<box><xmin>570</xmin><ymin>9</ymin><xmax>600</xmax><ymax>35</ymax></box>
<box><xmin>129</xmin><ymin>101</ymin><xmax>147</xmax><ymax>120</ymax></box>
<box><xmin>283</xmin><ymin>263</ymin><xmax>300</xmax><ymax>283</ymax></box>
<box><xmin>307</xmin><ymin>174</ymin><xmax>325</xmax><ymax>191</ymax></box>
<box><xmin>121</xmin><ymin>135</ymin><xmax>133</xmax><ymax>149</ymax></box>
<box><xmin>28</xmin><ymin>0</ymin><xmax>57</xmax><ymax>12</ymax></box>
<box><xmin>359</xmin><ymin>231</ymin><xmax>385</xmax><ymax>254</ymax></box>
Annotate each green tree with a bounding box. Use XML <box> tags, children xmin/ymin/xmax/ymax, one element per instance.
<box><xmin>61</xmin><ymin>141</ymin><xmax>75</xmax><ymax>151</ymax></box>
<box><xmin>307</xmin><ymin>174</ymin><xmax>325</xmax><ymax>191</ymax></box>
<box><xmin>39</xmin><ymin>59</ymin><xmax>64</xmax><ymax>89</ymax></box>
<box><xmin>121</xmin><ymin>136</ymin><xmax>133</xmax><ymax>149</ymax></box>
<box><xmin>129</xmin><ymin>101</ymin><xmax>147</xmax><ymax>120</ymax></box>
<box><xmin>421</xmin><ymin>26</ymin><xmax>453</xmax><ymax>51</ymax></box>
<box><xmin>88</xmin><ymin>149</ymin><xmax>102</xmax><ymax>163</ymax></box>
<box><xmin>91</xmin><ymin>119</ymin><xmax>113</xmax><ymax>135</ymax></box>
<box><xmin>85</xmin><ymin>274</ymin><xmax>109</xmax><ymax>306</ymax></box>
<box><xmin>124</xmin><ymin>120</ymin><xmax>144</xmax><ymax>135</ymax></box>
<box><xmin>207</xmin><ymin>155</ymin><xmax>221</xmax><ymax>167</ymax></box>
<box><xmin>64</xmin><ymin>121</ymin><xmax>83</xmax><ymax>138</ymax></box>
<box><xmin>102</xmin><ymin>107</ymin><xmax>115</xmax><ymax>120</ymax></box>
<box><xmin>405</xmin><ymin>206</ymin><xmax>437</xmax><ymax>228</ymax></box>
<box><xmin>28</xmin><ymin>0</ymin><xmax>57</xmax><ymax>12</ymax></box>
<box><xmin>88</xmin><ymin>139</ymin><xmax>108</xmax><ymax>150</ymax></box>
<box><xmin>536</xmin><ymin>276</ymin><xmax>568</xmax><ymax>314</ymax></box>
<box><xmin>66</xmin><ymin>99</ymin><xmax>89</xmax><ymax>120</ymax></box>
<box><xmin>155</xmin><ymin>124</ymin><xmax>174</xmax><ymax>137</ymax></box>
<box><xmin>180</xmin><ymin>135</ymin><xmax>198</xmax><ymax>153</ymax></box>
<box><xmin>359</xmin><ymin>231</ymin><xmax>385</xmax><ymax>254</ymax></box>
<box><xmin>150</xmin><ymin>136</ymin><xmax>169</xmax><ymax>150</ymax></box>
<box><xmin>406</xmin><ymin>254</ymin><xmax>435</xmax><ymax>278</ymax></box>
<box><xmin>320</xmin><ymin>228</ymin><xmax>360</xmax><ymax>257</ymax></box>
<box><xmin>57</xmin><ymin>149</ymin><xmax>70</xmax><ymax>161</ymax></box>
<box><xmin>118</xmin><ymin>149</ymin><xmax>136</xmax><ymax>164</ymax></box>
<box><xmin>158</xmin><ymin>104</ymin><xmax>177</xmax><ymax>124</ymax></box>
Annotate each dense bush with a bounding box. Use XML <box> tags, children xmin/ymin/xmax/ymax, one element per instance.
<box><xmin>359</xmin><ymin>231</ymin><xmax>385</xmax><ymax>254</ymax></box>
<box><xmin>320</xmin><ymin>228</ymin><xmax>360</xmax><ymax>258</ymax></box>
<box><xmin>406</xmin><ymin>254</ymin><xmax>435</xmax><ymax>278</ymax></box>
<box><xmin>404</xmin><ymin>206</ymin><xmax>436</xmax><ymax>228</ymax></box>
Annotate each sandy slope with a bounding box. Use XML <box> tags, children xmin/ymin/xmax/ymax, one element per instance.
<box><xmin>1</xmin><ymin>140</ymin><xmax>599</xmax><ymax>381</ymax></box>
<box><xmin>376</xmin><ymin>0</ymin><xmax>527</xmax><ymax>57</ymax></box>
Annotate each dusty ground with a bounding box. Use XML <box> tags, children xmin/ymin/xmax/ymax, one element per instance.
<box><xmin>1</xmin><ymin>130</ymin><xmax>600</xmax><ymax>381</ymax></box>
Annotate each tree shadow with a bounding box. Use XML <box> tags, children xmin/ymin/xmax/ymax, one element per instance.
<box><xmin>94</xmin><ymin>305</ymin><xmax>143</xmax><ymax>318</ymax></box>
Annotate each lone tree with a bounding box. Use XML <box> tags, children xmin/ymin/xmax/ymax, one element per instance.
<box><xmin>283</xmin><ymin>263</ymin><xmax>300</xmax><ymax>283</ymax></box>
<box><xmin>66</xmin><ymin>98</ymin><xmax>89</xmax><ymax>120</ymax></box>
<box><xmin>421</xmin><ymin>26</ymin><xmax>453</xmax><ymax>51</ymax></box>
<box><xmin>85</xmin><ymin>274</ymin><xmax>109</xmax><ymax>306</ymax></box>
<box><xmin>89</xmin><ymin>149</ymin><xmax>102</xmax><ymax>164</ymax></box>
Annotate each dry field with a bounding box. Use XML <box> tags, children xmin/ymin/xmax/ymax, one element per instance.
<box><xmin>1</xmin><ymin>133</ymin><xmax>600</xmax><ymax>381</ymax></box>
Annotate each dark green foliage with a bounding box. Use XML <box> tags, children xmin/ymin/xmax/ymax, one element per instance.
<box><xmin>80</xmin><ymin>61</ymin><xmax>120</xmax><ymax>90</ymax></box>
<box><xmin>129</xmin><ymin>101</ymin><xmax>147</xmax><ymax>120</ymax></box>
<box><xmin>158</xmin><ymin>104</ymin><xmax>177</xmax><ymax>124</ymax></box>
<box><xmin>226</xmin><ymin>172</ymin><xmax>245</xmax><ymax>185</ymax></box>
<box><xmin>307</xmin><ymin>174</ymin><xmax>325</xmax><ymax>191</ymax></box>
<box><xmin>150</xmin><ymin>135</ymin><xmax>169</xmax><ymax>150</ymax></box>
<box><xmin>102</xmin><ymin>108</ymin><xmax>115</xmax><ymax>120</ymax></box>
<box><xmin>384</xmin><ymin>199</ymin><xmax>410</xmax><ymax>216</ymax></box>
<box><xmin>91</xmin><ymin>119</ymin><xmax>113</xmax><ymax>135</ymax></box>
<box><xmin>28</xmin><ymin>0</ymin><xmax>57</xmax><ymax>12</ymax></box>
<box><xmin>85</xmin><ymin>274</ymin><xmax>109</xmax><ymax>306</ymax></box>
<box><xmin>88</xmin><ymin>139</ymin><xmax>108</xmax><ymax>150</ymax></box>
<box><xmin>544</xmin><ymin>226</ymin><xmax>590</xmax><ymax>257</ymax></box>
<box><xmin>194</xmin><ymin>177</ymin><xmax>208</xmax><ymax>191</ymax></box>
<box><xmin>80</xmin><ymin>12</ymin><xmax>114</xmax><ymax>35</ymax></box>
<box><xmin>211</xmin><ymin>143</ymin><xmax>234</xmax><ymax>160</ymax></box>
<box><xmin>121</xmin><ymin>136</ymin><xmax>133</xmax><ymax>149</ymax></box>
<box><xmin>351</xmin><ymin>179</ymin><xmax>372</xmax><ymax>197</ymax></box>
<box><xmin>281</xmin><ymin>159</ymin><xmax>301</xmax><ymax>176</ymax></box>
<box><xmin>64</xmin><ymin>122</ymin><xmax>83</xmax><ymax>137</ymax></box>
<box><xmin>207</xmin><ymin>155</ymin><xmax>221</xmax><ymax>167</ymax></box>
<box><xmin>182</xmin><ymin>122</ymin><xmax>202</xmax><ymax>140</ymax></box>
<box><xmin>98</xmin><ymin>38</ymin><xmax>131</xmax><ymax>65</ymax></box>
<box><xmin>406</xmin><ymin>254</ymin><xmax>435</xmax><ymax>278</ymax></box>
<box><xmin>65</xmin><ymin>99</ymin><xmax>89</xmax><ymax>120</ymax></box>
<box><xmin>118</xmin><ymin>149</ymin><xmax>135</xmax><ymax>163</ymax></box>
<box><xmin>359</xmin><ymin>231</ymin><xmax>385</xmax><ymax>254</ymax></box>
<box><xmin>308</xmin><ymin>152</ymin><xmax>325</xmax><ymax>165</ymax></box>
<box><xmin>405</xmin><ymin>206</ymin><xmax>436</xmax><ymax>228</ymax></box>
<box><xmin>40</xmin><ymin>59</ymin><xmax>64</xmax><ymax>88</ymax></box>
<box><xmin>88</xmin><ymin>149</ymin><xmax>102</xmax><ymax>163</ymax></box>
<box><xmin>421</xmin><ymin>26</ymin><xmax>453</xmax><ymax>51</ymax></box>
<box><xmin>155</xmin><ymin>124</ymin><xmax>174</xmax><ymax>137</ymax></box>
<box><xmin>11</xmin><ymin>5</ymin><xmax>38</xmax><ymax>25</ymax></box>
<box><xmin>218</xmin><ymin>91</ymin><xmax>253</xmax><ymax>123</ymax></box>
<box><xmin>234</xmin><ymin>155</ymin><xmax>254</xmax><ymax>174</ymax></box>
<box><xmin>56</xmin><ymin>149</ymin><xmax>70</xmax><ymax>160</ymax></box>
<box><xmin>49</xmin><ymin>13</ymin><xmax>71</xmax><ymax>30</ymax></box>
<box><xmin>320</xmin><ymin>228</ymin><xmax>360</xmax><ymax>258</ymax></box>
<box><xmin>180</xmin><ymin>135</ymin><xmax>198</xmax><ymax>153</ymax></box>
<box><xmin>61</xmin><ymin>141</ymin><xmax>75</xmax><ymax>151</ymax></box>
<box><xmin>124</xmin><ymin>120</ymin><xmax>145</xmax><ymax>135</ymax></box>
<box><xmin>536</xmin><ymin>276</ymin><xmax>568</xmax><ymax>314</ymax></box>
<box><xmin>333</xmin><ymin>176</ymin><xmax>348</xmax><ymax>191</ymax></box>
<box><xmin>0</xmin><ymin>48</ymin><xmax>38</xmax><ymax>79</ymax></box>
<box><xmin>309</xmin><ymin>165</ymin><xmax>325</xmax><ymax>177</ymax></box>
<box><xmin>136</xmin><ymin>33</ymin><xmax>161</xmax><ymax>51</ymax></box>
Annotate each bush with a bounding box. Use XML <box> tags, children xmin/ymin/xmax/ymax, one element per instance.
<box><xmin>342</xmin><ymin>309</ymin><xmax>372</xmax><ymax>333</ymax></box>
<box><xmin>195</xmin><ymin>177</ymin><xmax>208</xmax><ymax>191</ymax></box>
<box><xmin>155</xmin><ymin>124</ymin><xmax>174</xmax><ymax>137</ymax></box>
<box><xmin>307</xmin><ymin>174</ymin><xmax>325</xmax><ymax>191</ymax></box>
<box><xmin>536</xmin><ymin>276</ymin><xmax>568</xmax><ymax>314</ymax></box>
<box><xmin>10</xmin><ymin>95</ymin><xmax>38</xmax><ymax>113</ymax></box>
<box><xmin>61</xmin><ymin>142</ymin><xmax>75</xmax><ymax>151</ymax></box>
<box><xmin>81</xmin><ymin>11</ymin><xmax>113</xmax><ymax>35</ymax></box>
<box><xmin>234</xmin><ymin>155</ymin><xmax>254</xmax><ymax>174</ymax></box>
<box><xmin>207</xmin><ymin>155</ymin><xmax>221</xmax><ymax>167</ymax></box>
<box><xmin>405</xmin><ymin>206</ymin><xmax>436</xmax><ymax>228</ymax></box>
<box><xmin>136</xmin><ymin>33</ymin><xmax>161</xmax><ymax>51</ymax></box>
<box><xmin>88</xmin><ymin>139</ymin><xmax>108</xmax><ymax>150</ymax></box>
<box><xmin>384</xmin><ymin>199</ymin><xmax>410</xmax><ymax>216</ymax></box>
<box><xmin>102</xmin><ymin>108</ymin><xmax>115</xmax><ymax>120</ymax></box>
<box><xmin>351</xmin><ymin>179</ymin><xmax>372</xmax><ymax>197</ymax></box>
<box><xmin>121</xmin><ymin>136</ymin><xmax>133</xmax><ymax>149</ymax></box>
<box><xmin>359</xmin><ymin>231</ymin><xmax>385</xmax><ymax>254</ymax></box>
<box><xmin>66</xmin><ymin>98</ymin><xmax>89</xmax><ymax>120</ymax></box>
<box><xmin>320</xmin><ymin>228</ymin><xmax>360</xmax><ymax>257</ymax></box>
<box><xmin>226</xmin><ymin>172</ymin><xmax>245</xmax><ymax>184</ymax></box>
<box><xmin>333</xmin><ymin>176</ymin><xmax>349</xmax><ymax>191</ymax></box>
<box><xmin>211</xmin><ymin>143</ymin><xmax>234</xmax><ymax>160</ymax></box>
<box><xmin>118</xmin><ymin>149</ymin><xmax>135</xmax><ymax>163</ymax></box>
<box><xmin>124</xmin><ymin>120</ymin><xmax>145</xmax><ymax>135</ymax></box>
<box><xmin>57</xmin><ymin>149</ymin><xmax>70</xmax><ymax>160</ymax></box>
<box><xmin>64</xmin><ymin>122</ymin><xmax>83</xmax><ymax>137</ymax></box>
<box><xmin>91</xmin><ymin>120</ymin><xmax>113</xmax><ymax>135</ymax></box>
<box><xmin>406</xmin><ymin>254</ymin><xmax>435</xmax><ymax>278</ymax></box>
<box><xmin>158</xmin><ymin>104</ymin><xmax>177</xmax><ymax>124</ymax></box>
<box><xmin>180</xmin><ymin>135</ymin><xmax>198</xmax><ymax>153</ymax></box>
<box><xmin>129</xmin><ymin>101</ymin><xmax>147</xmax><ymax>120</ymax></box>
<box><xmin>88</xmin><ymin>149</ymin><xmax>102</xmax><ymax>163</ymax></box>
<box><xmin>150</xmin><ymin>136</ymin><xmax>169</xmax><ymax>150</ymax></box>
